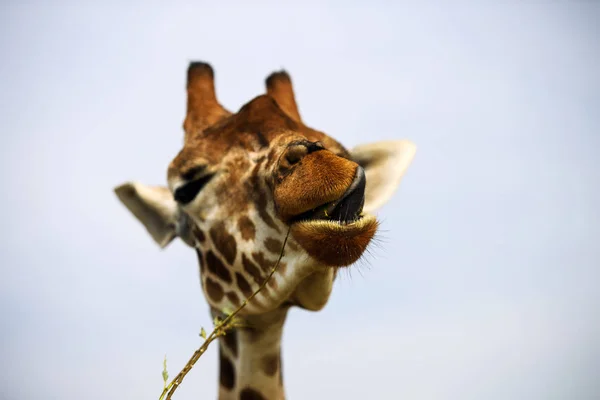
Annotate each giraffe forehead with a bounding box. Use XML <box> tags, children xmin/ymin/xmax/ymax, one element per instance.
<box><xmin>168</xmin><ymin>132</ymin><xmax>287</xmax><ymax>180</ymax></box>
<box><xmin>170</xmin><ymin>95</ymin><xmax>350</xmax><ymax>175</ymax></box>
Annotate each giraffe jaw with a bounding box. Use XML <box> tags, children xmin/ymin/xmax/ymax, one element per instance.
<box><xmin>289</xmin><ymin>214</ymin><xmax>378</xmax><ymax>267</ymax></box>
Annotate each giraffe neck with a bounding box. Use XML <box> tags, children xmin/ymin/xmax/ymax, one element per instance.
<box><xmin>214</xmin><ymin>307</ymin><xmax>289</xmax><ymax>400</ymax></box>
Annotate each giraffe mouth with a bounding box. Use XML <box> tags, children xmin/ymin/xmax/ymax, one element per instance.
<box><xmin>288</xmin><ymin>166</ymin><xmax>377</xmax><ymax>266</ymax></box>
<box><xmin>291</xmin><ymin>166</ymin><xmax>366</xmax><ymax>225</ymax></box>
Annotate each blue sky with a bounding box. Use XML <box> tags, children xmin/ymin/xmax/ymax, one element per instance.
<box><xmin>1</xmin><ymin>2</ymin><xmax>598</xmax><ymax>399</ymax></box>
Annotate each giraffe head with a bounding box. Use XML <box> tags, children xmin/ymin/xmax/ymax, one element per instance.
<box><xmin>114</xmin><ymin>62</ymin><xmax>416</xmax><ymax>315</ymax></box>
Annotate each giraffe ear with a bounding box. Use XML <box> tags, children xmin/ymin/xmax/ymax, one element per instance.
<box><xmin>114</xmin><ymin>182</ymin><xmax>179</xmax><ymax>248</ymax></box>
<box><xmin>350</xmin><ymin>140</ymin><xmax>417</xmax><ymax>214</ymax></box>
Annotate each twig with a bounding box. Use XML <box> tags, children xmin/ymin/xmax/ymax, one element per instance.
<box><xmin>159</xmin><ymin>227</ymin><xmax>291</xmax><ymax>400</ymax></box>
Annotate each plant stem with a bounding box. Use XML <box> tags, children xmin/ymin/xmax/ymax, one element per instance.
<box><xmin>159</xmin><ymin>227</ymin><xmax>291</xmax><ymax>400</ymax></box>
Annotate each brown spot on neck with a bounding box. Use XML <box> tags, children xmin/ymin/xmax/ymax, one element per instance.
<box><xmin>221</xmin><ymin>328</ymin><xmax>238</xmax><ymax>357</ymax></box>
<box><xmin>252</xmin><ymin>251</ymin><xmax>274</xmax><ymax>272</ymax></box>
<box><xmin>219</xmin><ymin>349</ymin><xmax>236</xmax><ymax>390</ymax></box>
<box><xmin>262</xmin><ymin>354</ymin><xmax>279</xmax><ymax>377</ymax></box>
<box><xmin>226</xmin><ymin>291</ymin><xmax>240</xmax><ymax>307</ymax></box>
<box><xmin>206</xmin><ymin>251</ymin><xmax>232</xmax><ymax>283</ymax></box>
<box><xmin>235</xmin><ymin>272</ymin><xmax>253</xmax><ymax>298</ymax></box>
<box><xmin>209</xmin><ymin>222</ymin><xmax>237</xmax><ymax>264</ymax></box>
<box><xmin>264</xmin><ymin>237</ymin><xmax>283</xmax><ymax>254</ymax></box>
<box><xmin>238</xmin><ymin>216</ymin><xmax>256</xmax><ymax>241</ymax></box>
<box><xmin>239</xmin><ymin>387</ymin><xmax>267</xmax><ymax>400</ymax></box>
<box><xmin>242</xmin><ymin>254</ymin><xmax>263</xmax><ymax>285</ymax></box>
<box><xmin>205</xmin><ymin>277</ymin><xmax>224</xmax><ymax>302</ymax></box>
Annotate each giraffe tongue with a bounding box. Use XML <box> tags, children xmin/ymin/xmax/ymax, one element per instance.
<box><xmin>328</xmin><ymin>186</ymin><xmax>365</xmax><ymax>223</ymax></box>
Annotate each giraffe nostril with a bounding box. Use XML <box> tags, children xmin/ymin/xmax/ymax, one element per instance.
<box><xmin>285</xmin><ymin>144</ymin><xmax>308</xmax><ymax>165</ymax></box>
<box><xmin>283</xmin><ymin>141</ymin><xmax>324</xmax><ymax>168</ymax></box>
<box><xmin>174</xmin><ymin>174</ymin><xmax>214</xmax><ymax>204</ymax></box>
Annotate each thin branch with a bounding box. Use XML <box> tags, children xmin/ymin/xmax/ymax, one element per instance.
<box><xmin>159</xmin><ymin>227</ymin><xmax>291</xmax><ymax>400</ymax></box>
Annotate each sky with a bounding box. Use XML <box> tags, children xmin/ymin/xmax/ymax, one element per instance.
<box><xmin>1</xmin><ymin>2</ymin><xmax>599</xmax><ymax>399</ymax></box>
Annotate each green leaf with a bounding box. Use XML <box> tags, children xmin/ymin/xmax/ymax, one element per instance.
<box><xmin>162</xmin><ymin>355</ymin><xmax>169</xmax><ymax>384</ymax></box>
<box><xmin>200</xmin><ymin>327</ymin><xmax>207</xmax><ymax>339</ymax></box>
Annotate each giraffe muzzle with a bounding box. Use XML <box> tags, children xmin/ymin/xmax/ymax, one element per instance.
<box><xmin>292</xmin><ymin>166</ymin><xmax>366</xmax><ymax>224</ymax></box>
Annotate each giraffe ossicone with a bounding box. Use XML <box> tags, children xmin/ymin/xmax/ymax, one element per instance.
<box><xmin>114</xmin><ymin>62</ymin><xmax>416</xmax><ymax>400</ymax></box>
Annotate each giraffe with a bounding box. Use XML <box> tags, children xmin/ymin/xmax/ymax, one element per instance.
<box><xmin>114</xmin><ymin>62</ymin><xmax>416</xmax><ymax>400</ymax></box>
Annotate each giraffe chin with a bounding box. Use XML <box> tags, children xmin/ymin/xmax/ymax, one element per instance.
<box><xmin>289</xmin><ymin>215</ymin><xmax>379</xmax><ymax>267</ymax></box>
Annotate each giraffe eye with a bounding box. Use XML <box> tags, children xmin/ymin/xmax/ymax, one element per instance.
<box><xmin>174</xmin><ymin>174</ymin><xmax>214</xmax><ymax>204</ymax></box>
